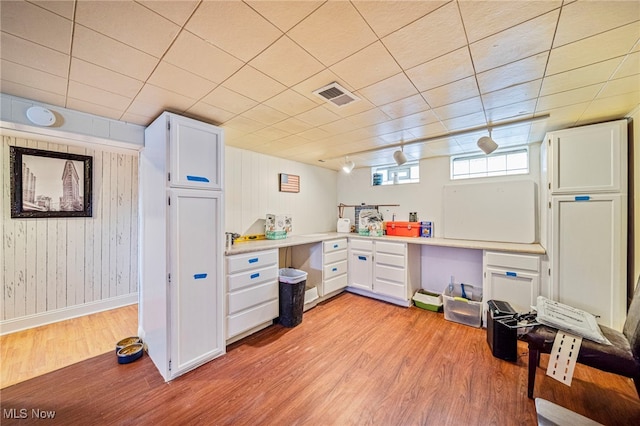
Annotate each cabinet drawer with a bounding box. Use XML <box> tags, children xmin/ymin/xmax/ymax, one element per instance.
<box><xmin>375</xmin><ymin>264</ymin><xmax>405</xmax><ymax>283</ymax></box>
<box><xmin>324</xmin><ymin>274</ymin><xmax>348</xmax><ymax>294</ymax></box>
<box><xmin>226</xmin><ymin>250</ymin><xmax>278</xmax><ymax>274</ymax></box>
<box><xmin>350</xmin><ymin>238</ymin><xmax>373</xmax><ymax>251</ymax></box>
<box><xmin>228</xmin><ymin>265</ymin><xmax>278</xmax><ymax>292</ymax></box>
<box><xmin>375</xmin><ymin>241</ymin><xmax>406</xmax><ymax>255</ymax></box>
<box><xmin>325</xmin><ymin>249</ymin><xmax>347</xmax><ymax>264</ymax></box>
<box><xmin>375</xmin><ymin>252</ymin><xmax>405</xmax><ymax>268</ymax></box>
<box><xmin>324</xmin><ymin>239</ymin><xmax>347</xmax><ymax>253</ymax></box>
<box><xmin>485</xmin><ymin>251</ymin><xmax>539</xmax><ymax>272</ymax></box>
<box><xmin>324</xmin><ymin>260</ymin><xmax>347</xmax><ymax>280</ymax></box>
<box><xmin>227</xmin><ymin>300</ymin><xmax>278</xmax><ymax>338</ymax></box>
<box><xmin>228</xmin><ymin>281</ymin><xmax>278</xmax><ymax>315</ymax></box>
<box><xmin>375</xmin><ymin>279</ymin><xmax>405</xmax><ymax>300</ymax></box>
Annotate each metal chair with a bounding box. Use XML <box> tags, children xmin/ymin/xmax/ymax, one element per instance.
<box><xmin>524</xmin><ymin>279</ymin><xmax>640</xmax><ymax>399</ymax></box>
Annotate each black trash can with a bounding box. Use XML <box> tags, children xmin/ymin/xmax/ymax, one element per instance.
<box><xmin>278</xmin><ymin>268</ymin><xmax>308</xmax><ymax>327</ymax></box>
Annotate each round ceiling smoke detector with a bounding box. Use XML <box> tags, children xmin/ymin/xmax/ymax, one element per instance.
<box><xmin>26</xmin><ymin>106</ymin><xmax>56</xmax><ymax>126</ymax></box>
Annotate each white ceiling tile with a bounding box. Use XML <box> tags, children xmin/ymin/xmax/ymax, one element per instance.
<box><xmin>482</xmin><ymin>80</ymin><xmax>542</xmax><ymax>110</ymax></box>
<box><xmin>264</xmin><ymin>89</ymin><xmax>319</xmax><ymax>116</ymax></box>
<box><xmin>133</xmin><ymin>84</ymin><xmax>195</xmax><ymax>114</ymax></box>
<box><xmin>119</xmin><ymin>110</ymin><xmax>155</xmax><ymax>126</ymax></box>
<box><xmin>1</xmin><ymin>32</ymin><xmax>69</xmax><ymax>77</ymax></box>
<box><xmin>72</xmin><ymin>25</ymin><xmax>158</xmax><ymax>81</ymax></box>
<box><xmin>201</xmin><ymin>86</ymin><xmax>258</xmax><ymax>115</ymax></box>
<box><xmin>533</xmin><ymin>101</ymin><xmax>590</xmax><ymax>127</ymax></box>
<box><xmin>147</xmin><ymin>61</ymin><xmax>216</xmax><ymax>100</ymax></box>
<box><xmin>405</xmin><ymin>120</ymin><xmax>449</xmax><ymax>140</ymax></box>
<box><xmin>470</xmin><ymin>10</ymin><xmax>559</xmax><ymax>73</ymax></box>
<box><xmin>75</xmin><ymin>1</ymin><xmax>179</xmax><ymax>58</ymax></box>
<box><xmin>242</xmin><ymin>104</ymin><xmax>288</xmax><ymax>126</ymax></box>
<box><xmin>379</xmin><ymin>94</ymin><xmax>431</xmax><ymax>119</ymax></box>
<box><xmin>70</xmin><ymin>59</ymin><xmax>143</xmax><ymax>98</ymax></box>
<box><xmin>30</xmin><ymin>0</ymin><xmax>75</xmax><ymax>19</ymax></box>
<box><xmin>382</xmin><ymin>2</ymin><xmax>466</xmax><ymax>69</ymax></box>
<box><xmin>297</xmin><ymin>127</ymin><xmax>332</xmax><ymax>142</ymax></box>
<box><xmin>459</xmin><ymin>0</ymin><xmax>562</xmax><ymax>43</ymax></box>
<box><xmin>553</xmin><ymin>1</ymin><xmax>640</xmax><ymax>47</ymax></box>
<box><xmin>137</xmin><ymin>0</ymin><xmax>199</xmax><ymax>26</ymax></box>
<box><xmin>352</xmin><ymin>0</ymin><xmax>447</xmax><ymax>38</ymax></box>
<box><xmin>65</xmin><ymin>98</ymin><xmax>124</xmax><ymax>121</ymax></box>
<box><xmin>359</xmin><ymin>73</ymin><xmax>418</xmax><ymax>106</ymax></box>
<box><xmin>185</xmin><ymin>102</ymin><xmax>235</xmax><ymax>126</ymax></box>
<box><xmin>330</xmin><ymin>42</ymin><xmax>402</xmax><ymax>90</ymax></box>
<box><xmin>537</xmin><ymin>84</ymin><xmax>604</xmax><ymax>111</ymax></box>
<box><xmin>1</xmin><ymin>0</ymin><xmax>72</xmax><ymax>53</ymax></box>
<box><xmin>346</xmin><ymin>108</ymin><xmax>392</xmax><ymax>128</ymax></box>
<box><xmin>67</xmin><ymin>81</ymin><xmax>132</xmax><ymax>111</ymax></box>
<box><xmin>250</xmin><ymin>36</ymin><xmax>324</xmax><ymax>87</ymax></box>
<box><xmin>485</xmin><ymin>100</ymin><xmax>537</xmax><ymax>123</ymax></box>
<box><xmin>598</xmin><ymin>74</ymin><xmax>640</xmax><ymax>99</ymax></box>
<box><xmin>163</xmin><ymin>31</ymin><xmax>244</xmax><ymax>84</ymax></box>
<box><xmin>546</xmin><ymin>23</ymin><xmax>640</xmax><ymax>75</ymax></box>
<box><xmin>612</xmin><ymin>51</ymin><xmax>640</xmax><ymax>79</ymax></box>
<box><xmin>578</xmin><ymin>92</ymin><xmax>640</xmax><ymax>124</ymax></box>
<box><xmin>222</xmin><ymin>66</ymin><xmax>287</xmax><ymax>103</ymax></box>
<box><xmin>186</xmin><ymin>1</ymin><xmax>282</xmax><ymax>62</ymax></box>
<box><xmin>386</xmin><ymin>109</ymin><xmax>440</xmax><ymax>131</ymax></box>
<box><xmin>433</xmin><ymin>96</ymin><xmax>484</xmax><ymax>121</ymax></box>
<box><xmin>318</xmin><ymin>118</ymin><xmax>360</xmax><ymax>135</ymax></box>
<box><xmin>288</xmin><ymin>1</ymin><xmax>379</xmax><ymax>66</ymax></box>
<box><xmin>223</xmin><ymin>115</ymin><xmax>268</xmax><ymax>134</ymax></box>
<box><xmin>422</xmin><ymin>77</ymin><xmax>480</xmax><ymax>109</ymax></box>
<box><xmin>1</xmin><ymin>60</ymin><xmax>67</xmax><ymax>95</ymax></box>
<box><xmin>246</xmin><ymin>1</ymin><xmax>324</xmax><ymax>32</ymax></box>
<box><xmin>442</xmin><ymin>111</ymin><xmax>487</xmax><ymax>131</ymax></box>
<box><xmin>295</xmin><ymin>105</ymin><xmax>341</xmax><ymax>127</ymax></box>
<box><xmin>540</xmin><ymin>57</ymin><xmax>621</xmax><ymax>95</ymax></box>
<box><xmin>477</xmin><ymin>53</ymin><xmax>549</xmax><ymax>94</ymax></box>
<box><xmin>250</xmin><ymin>125</ymin><xmax>292</xmax><ymax>143</ymax></box>
<box><xmin>406</xmin><ymin>47</ymin><xmax>475</xmax><ymax>92</ymax></box>
<box><xmin>272</xmin><ymin>117</ymin><xmax>313</xmax><ymax>134</ymax></box>
<box><xmin>0</xmin><ymin>80</ymin><xmax>66</xmax><ymax>107</ymax></box>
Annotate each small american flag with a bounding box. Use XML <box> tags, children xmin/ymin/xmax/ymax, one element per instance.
<box><xmin>279</xmin><ymin>173</ymin><xmax>300</xmax><ymax>193</ymax></box>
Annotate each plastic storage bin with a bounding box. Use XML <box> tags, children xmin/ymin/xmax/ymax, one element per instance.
<box><xmin>278</xmin><ymin>268</ymin><xmax>307</xmax><ymax>327</ymax></box>
<box><xmin>412</xmin><ymin>290</ymin><xmax>443</xmax><ymax>312</ymax></box>
<box><xmin>443</xmin><ymin>283</ymin><xmax>483</xmax><ymax>327</ymax></box>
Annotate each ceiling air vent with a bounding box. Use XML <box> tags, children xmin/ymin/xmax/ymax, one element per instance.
<box><xmin>312</xmin><ymin>82</ymin><xmax>359</xmax><ymax>107</ymax></box>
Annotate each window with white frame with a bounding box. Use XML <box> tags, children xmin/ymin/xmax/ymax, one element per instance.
<box><xmin>451</xmin><ymin>148</ymin><xmax>529</xmax><ymax>180</ymax></box>
<box><xmin>371</xmin><ymin>161</ymin><xmax>419</xmax><ymax>186</ymax></box>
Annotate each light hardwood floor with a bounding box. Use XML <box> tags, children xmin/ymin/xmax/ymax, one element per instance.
<box><xmin>0</xmin><ymin>304</ymin><xmax>138</xmax><ymax>388</ymax></box>
<box><xmin>2</xmin><ymin>293</ymin><xmax>639</xmax><ymax>425</ymax></box>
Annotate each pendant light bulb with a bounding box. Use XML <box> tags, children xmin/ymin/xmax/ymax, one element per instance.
<box><xmin>393</xmin><ymin>145</ymin><xmax>407</xmax><ymax>166</ymax></box>
<box><xmin>477</xmin><ymin>128</ymin><xmax>498</xmax><ymax>154</ymax></box>
<box><xmin>342</xmin><ymin>156</ymin><xmax>355</xmax><ymax>173</ymax></box>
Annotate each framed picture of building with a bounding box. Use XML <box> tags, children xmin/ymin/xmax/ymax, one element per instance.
<box><xmin>10</xmin><ymin>147</ymin><xmax>93</xmax><ymax>218</ymax></box>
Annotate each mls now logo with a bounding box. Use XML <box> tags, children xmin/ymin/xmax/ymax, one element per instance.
<box><xmin>4</xmin><ymin>408</ymin><xmax>56</xmax><ymax>419</ymax></box>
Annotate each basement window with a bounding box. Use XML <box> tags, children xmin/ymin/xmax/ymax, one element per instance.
<box><xmin>451</xmin><ymin>148</ymin><xmax>528</xmax><ymax>180</ymax></box>
<box><xmin>371</xmin><ymin>161</ymin><xmax>419</xmax><ymax>186</ymax></box>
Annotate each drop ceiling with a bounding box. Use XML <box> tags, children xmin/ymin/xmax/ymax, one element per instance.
<box><xmin>1</xmin><ymin>0</ymin><xmax>638</xmax><ymax>170</ymax></box>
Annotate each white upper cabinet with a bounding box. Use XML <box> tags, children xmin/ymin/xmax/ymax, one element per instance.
<box><xmin>547</xmin><ymin>119</ymin><xmax>627</xmax><ymax>194</ymax></box>
<box><xmin>168</xmin><ymin>113</ymin><xmax>223</xmax><ymax>190</ymax></box>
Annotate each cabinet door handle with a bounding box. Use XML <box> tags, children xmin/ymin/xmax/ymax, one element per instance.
<box><xmin>250</xmin><ymin>273</ymin><xmax>260</xmax><ymax>279</ymax></box>
<box><xmin>186</xmin><ymin>175</ymin><xmax>210</xmax><ymax>183</ymax></box>
<box><xmin>333</xmin><ymin>244</ymin><xmax>338</xmax><ymax>248</ymax></box>
<box><xmin>575</xmin><ymin>195</ymin><xmax>590</xmax><ymax>201</ymax></box>
<box><xmin>332</xmin><ymin>267</ymin><xmax>337</xmax><ymax>272</ymax></box>
<box><xmin>248</xmin><ymin>258</ymin><xmax>258</xmax><ymax>263</ymax></box>
<box><xmin>194</xmin><ymin>273</ymin><xmax>207</xmax><ymax>279</ymax></box>
<box><xmin>506</xmin><ymin>271</ymin><xmax>517</xmax><ymax>277</ymax></box>
<box><xmin>358</xmin><ymin>255</ymin><xmax>367</xmax><ymax>261</ymax></box>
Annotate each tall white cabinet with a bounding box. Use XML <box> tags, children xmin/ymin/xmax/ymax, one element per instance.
<box><xmin>139</xmin><ymin>112</ymin><xmax>225</xmax><ymax>381</ymax></box>
<box><xmin>541</xmin><ymin>119</ymin><xmax>627</xmax><ymax>330</ymax></box>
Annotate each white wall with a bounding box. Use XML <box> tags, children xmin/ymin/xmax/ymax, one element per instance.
<box><xmin>225</xmin><ymin>146</ymin><xmax>338</xmax><ymax>236</ymax></box>
<box><xmin>337</xmin><ymin>144</ymin><xmax>542</xmax><ymax>240</ymax></box>
<box><xmin>630</xmin><ymin>107</ymin><xmax>640</xmax><ymax>298</ymax></box>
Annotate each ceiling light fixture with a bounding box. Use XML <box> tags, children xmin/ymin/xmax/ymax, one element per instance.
<box><xmin>477</xmin><ymin>128</ymin><xmax>498</xmax><ymax>154</ymax></box>
<box><xmin>393</xmin><ymin>145</ymin><xmax>407</xmax><ymax>166</ymax></box>
<box><xmin>341</xmin><ymin>156</ymin><xmax>355</xmax><ymax>173</ymax></box>
<box><xmin>26</xmin><ymin>106</ymin><xmax>56</xmax><ymax>126</ymax></box>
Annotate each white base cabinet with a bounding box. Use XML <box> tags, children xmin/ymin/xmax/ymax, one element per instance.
<box><xmin>322</xmin><ymin>239</ymin><xmax>348</xmax><ymax>296</ymax></box>
<box><xmin>347</xmin><ymin>239</ymin><xmax>420</xmax><ymax>306</ymax></box>
<box><xmin>483</xmin><ymin>251</ymin><xmax>540</xmax><ymax>314</ymax></box>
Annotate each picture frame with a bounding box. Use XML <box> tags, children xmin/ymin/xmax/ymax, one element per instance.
<box><xmin>279</xmin><ymin>173</ymin><xmax>300</xmax><ymax>193</ymax></box>
<box><xmin>10</xmin><ymin>146</ymin><xmax>93</xmax><ymax>218</ymax></box>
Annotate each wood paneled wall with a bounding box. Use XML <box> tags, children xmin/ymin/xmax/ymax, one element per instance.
<box><xmin>1</xmin><ymin>135</ymin><xmax>139</xmax><ymax>322</ymax></box>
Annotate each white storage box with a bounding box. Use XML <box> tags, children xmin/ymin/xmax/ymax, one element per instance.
<box><xmin>443</xmin><ymin>283</ymin><xmax>483</xmax><ymax>328</ymax></box>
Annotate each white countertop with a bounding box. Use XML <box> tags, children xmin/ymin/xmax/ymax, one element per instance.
<box><xmin>225</xmin><ymin>232</ymin><xmax>546</xmax><ymax>255</ymax></box>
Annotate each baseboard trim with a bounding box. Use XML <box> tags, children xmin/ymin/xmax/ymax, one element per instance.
<box><xmin>0</xmin><ymin>293</ymin><xmax>138</xmax><ymax>336</ymax></box>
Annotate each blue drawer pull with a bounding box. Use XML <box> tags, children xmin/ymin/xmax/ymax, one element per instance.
<box><xmin>333</xmin><ymin>244</ymin><xmax>338</xmax><ymax>248</ymax></box>
<box><xmin>506</xmin><ymin>271</ymin><xmax>517</xmax><ymax>277</ymax></box>
<box><xmin>186</xmin><ymin>175</ymin><xmax>210</xmax><ymax>183</ymax></box>
<box><xmin>194</xmin><ymin>273</ymin><xmax>207</xmax><ymax>279</ymax></box>
<box><xmin>575</xmin><ymin>195</ymin><xmax>590</xmax><ymax>201</ymax></box>
<box><xmin>248</xmin><ymin>258</ymin><xmax>258</xmax><ymax>263</ymax></box>
<box><xmin>250</xmin><ymin>273</ymin><xmax>260</xmax><ymax>279</ymax></box>
<box><xmin>332</xmin><ymin>267</ymin><xmax>337</xmax><ymax>272</ymax></box>
<box><xmin>358</xmin><ymin>255</ymin><xmax>367</xmax><ymax>261</ymax></box>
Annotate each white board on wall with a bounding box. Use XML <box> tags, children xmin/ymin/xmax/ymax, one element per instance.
<box><xmin>443</xmin><ymin>180</ymin><xmax>537</xmax><ymax>243</ymax></box>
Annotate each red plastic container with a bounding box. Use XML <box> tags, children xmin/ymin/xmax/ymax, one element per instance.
<box><xmin>385</xmin><ymin>221</ymin><xmax>421</xmax><ymax>237</ymax></box>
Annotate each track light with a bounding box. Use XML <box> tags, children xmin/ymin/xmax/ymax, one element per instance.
<box><xmin>342</xmin><ymin>156</ymin><xmax>355</xmax><ymax>173</ymax></box>
<box><xmin>477</xmin><ymin>128</ymin><xmax>498</xmax><ymax>154</ymax></box>
<box><xmin>393</xmin><ymin>147</ymin><xmax>407</xmax><ymax>166</ymax></box>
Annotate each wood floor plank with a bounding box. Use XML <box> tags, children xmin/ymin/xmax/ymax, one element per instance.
<box><xmin>1</xmin><ymin>293</ymin><xmax>639</xmax><ymax>425</ymax></box>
